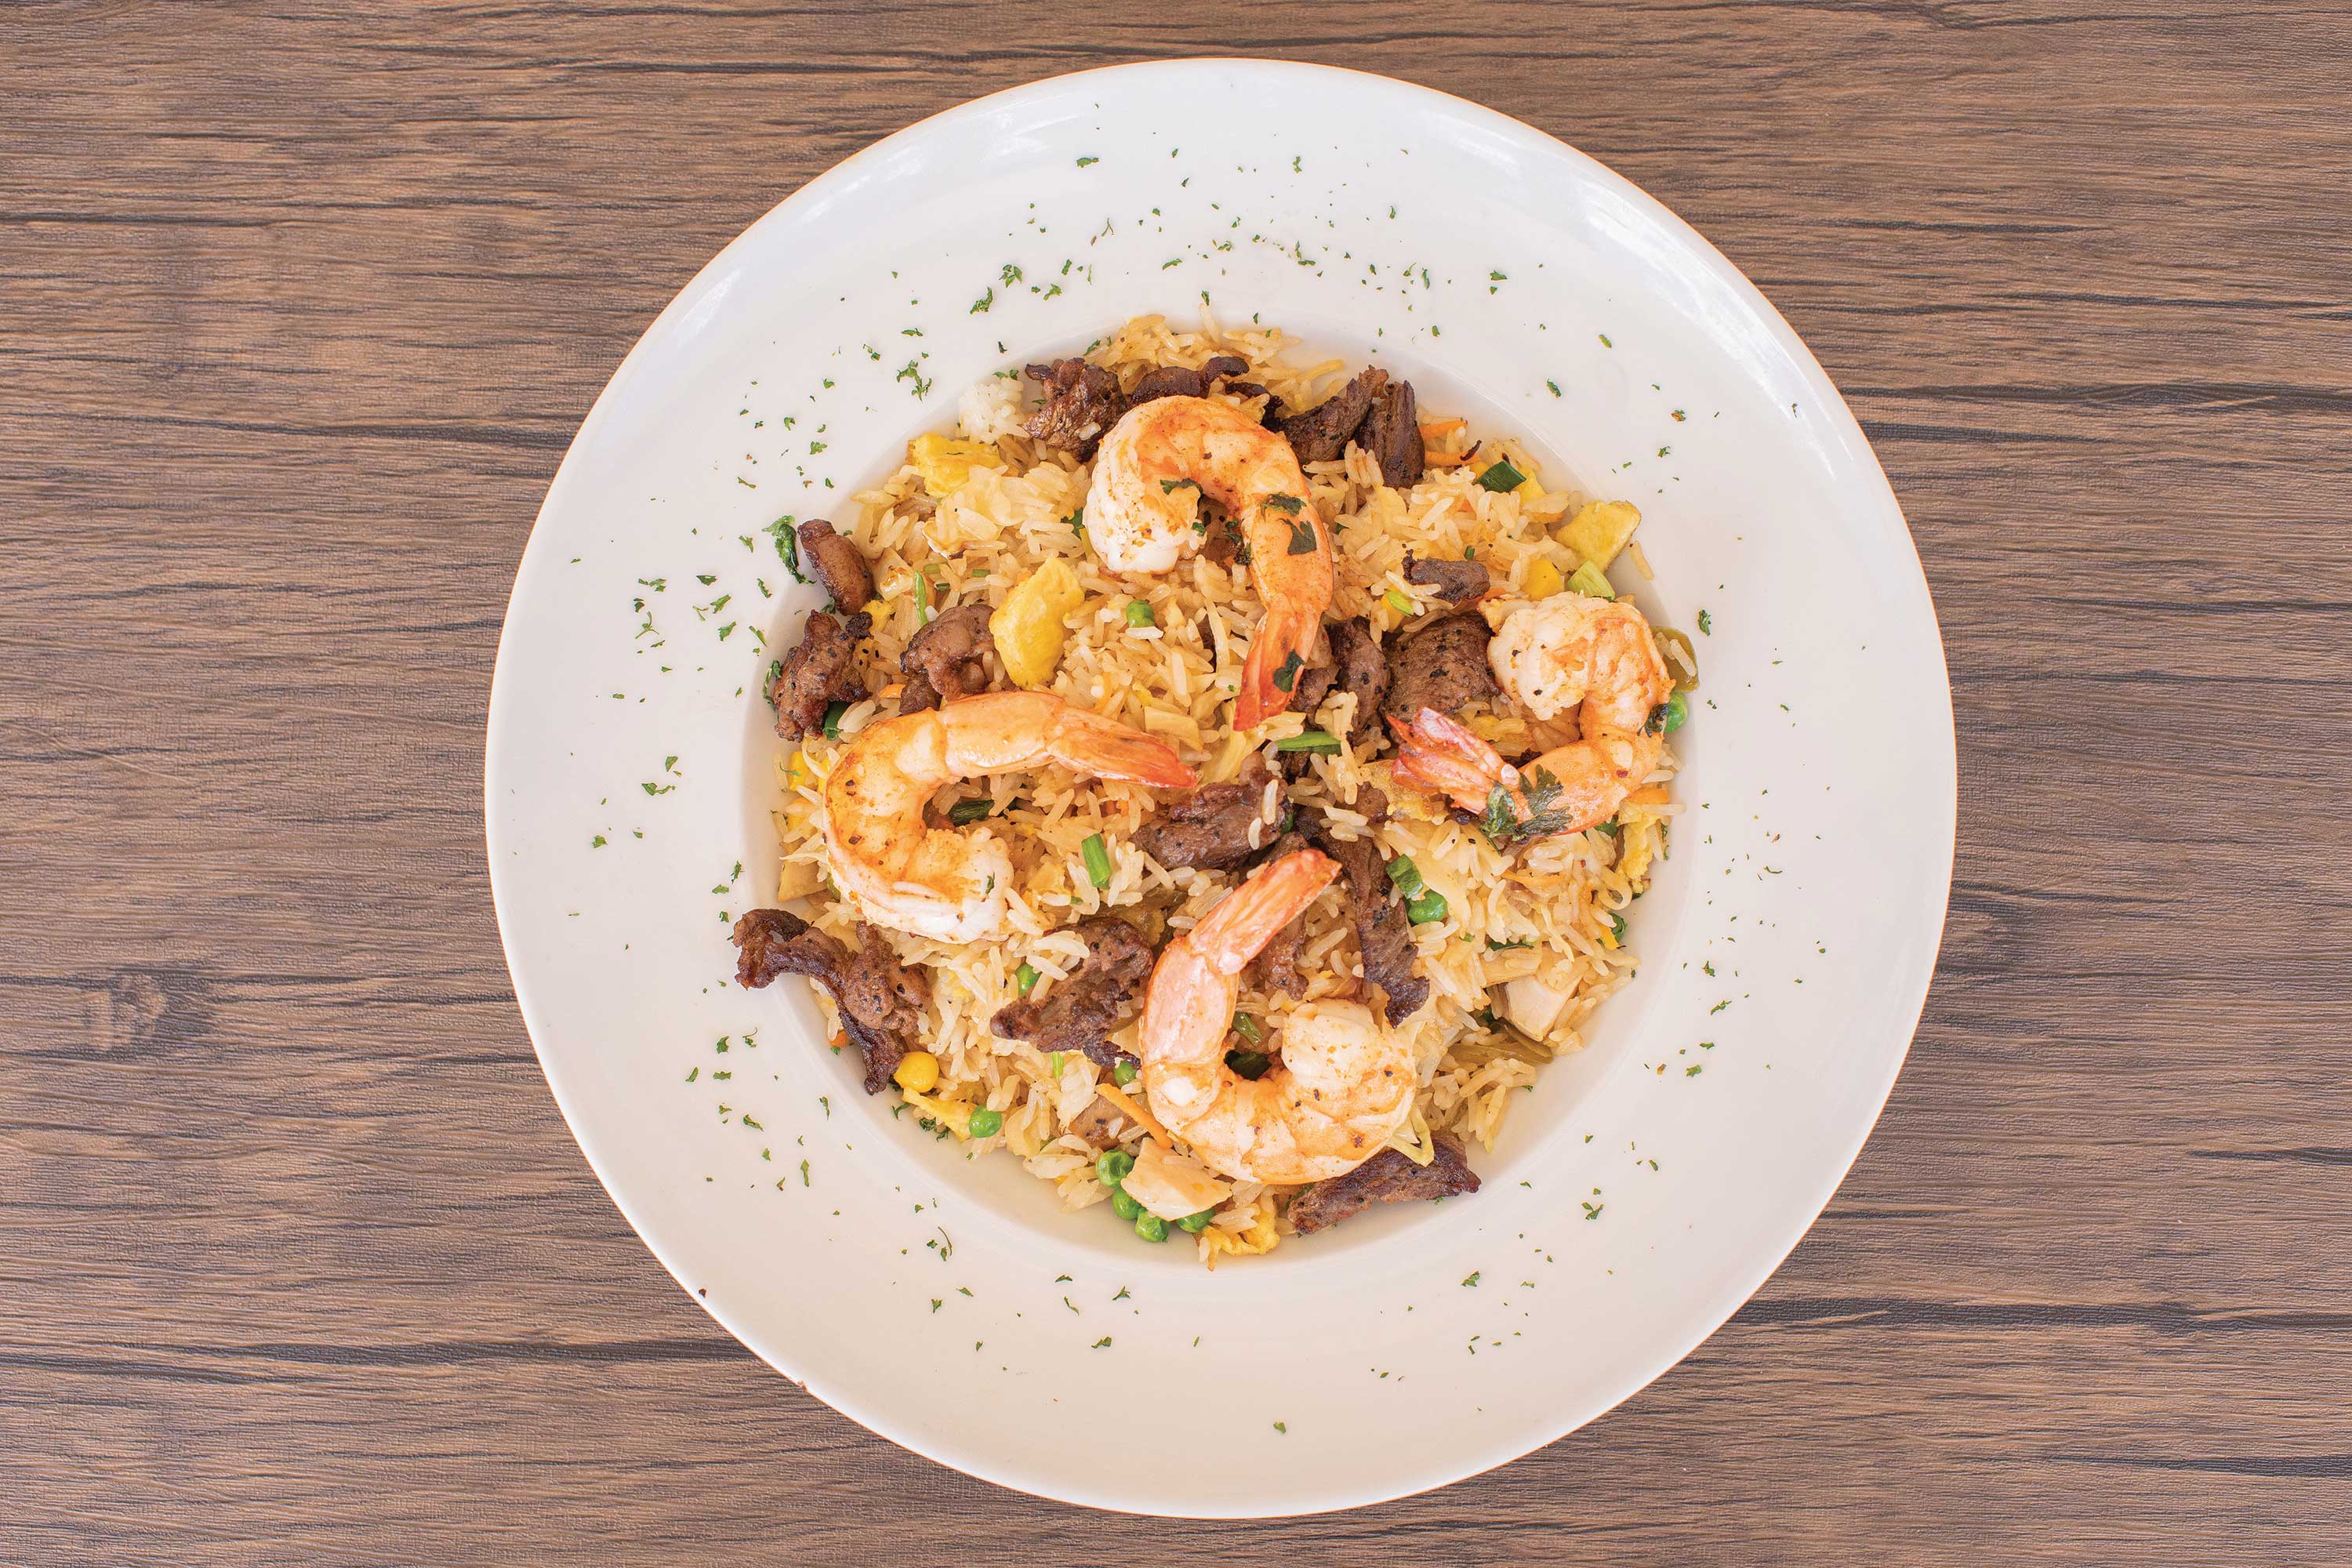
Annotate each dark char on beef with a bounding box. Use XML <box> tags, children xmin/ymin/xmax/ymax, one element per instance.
<box><xmin>731</xmin><ymin>909</ymin><xmax>930</xmax><ymax>1094</ymax></box>
<box><xmin>1287</xmin><ymin>1132</ymin><xmax>1481</xmax><ymax>1233</ymax></box>
<box><xmin>795</xmin><ymin>518</ymin><xmax>873</xmax><ymax>610</ymax></box>
<box><xmin>897</xmin><ymin>601</ymin><xmax>996</xmax><ymax>713</ymax></box>
<box><xmin>1134</xmin><ymin>753</ymin><xmax>1282</xmax><ymax>872</ymax></box>
<box><xmin>1380</xmin><ymin>608</ymin><xmax>1497</xmax><ymax>726</ymax></box>
<box><xmin>1403</xmin><ymin>551</ymin><xmax>1490</xmax><ymax>605</ymax></box>
<box><xmin>767</xmin><ymin>609</ymin><xmax>869</xmax><ymax>740</ymax></box>
<box><xmin>1024</xmin><ymin>358</ymin><xmax>1127</xmax><ymax>459</ymax></box>
<box><xmin>989</xmin><ymin>916</ymin><xmax>1156</xmax><ymax>1069</ymax></box>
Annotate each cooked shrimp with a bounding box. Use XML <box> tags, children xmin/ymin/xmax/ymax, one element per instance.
<box><xmin>823</xmin><ymin>691</ymin><xmax>1197</xmax><ymax>942</ymax></box>
<box><xmin>1391</xmin><ymin>594</ymin><xmax>1672</xmax><ymax>837</ymax></box>
<box><xmin>1138</xmin><ymin>848</ymin><xmax>1417</xmax><ymax>1183</ymax></box>
<box><xmin>1083</xmin><ymin>394</ymin><xmax>1334</xmax><ymax>732</ymax></box>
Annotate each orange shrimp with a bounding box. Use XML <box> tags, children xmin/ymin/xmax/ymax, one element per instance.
<box><xmin>823</xmin><ymin>691</ymin><xmax>1196</xmax><ymax>942</ymax></box>
<box><xmin>1138</xmin><ymin>849</ymin><xmax>1417</xmax><ymax>1183</ymax></box>
<box><xmin>1083</xmin><ymin>394</ymin><xmax>1334</xmax><ymax>731</ymax></box>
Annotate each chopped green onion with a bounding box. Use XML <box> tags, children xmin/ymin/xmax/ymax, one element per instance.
<box><xmin>1081</xmin><ymin>833</ymin><xmax>1112</xmax><ymax>888</ymax></box>
<box><xmin>1566</xmin><ymin>561</ymin><xmax>1615</xmax><ymax>600</ymax></box>
<box><xmin>1406</xmin><ymin>889</ymin><xmax>1450</xmax><ymax>924</ymax></box>
<box><xmin>1110</xmin><ymin>1188</ymin><xmax>1144</xmax><ymax>1221</ymax></box>
<box><xmin>915</xmin><ymin>564</ymin><xmax>935</xmax><ymax>624</ymax></box>
<box><xmin>1275</xmin><ymin>729</ymin><xmax>1341</xmax><ymax>754</ymax></box>
<box><xmin>1065</xmin><ymin>508</ymin><xmax>1086</xmax><ymax>535</ymax></box>
<box><xmin>1383</xmin><ymin>587</ymin><xmax>1416</xmax><ymax>617</ymax></box>
<box><xmin>1047</xmin><ymin>1050</ymin><xmax>1064</xmax><ymax>1079</ymax></box>
<box><xmin>967</xmin><ymin>1106</ymin><xmax>1003</xmax><ymax>1138</ymax></box>
<box><xmin>1225</xmin><ymin>1048</ymin><xmax>1271</xmax><ymax>1080</ymax></box>
<box><xmin>1015</xmin><ymin>961</ymin><xmax>1040</xmax><ymax>996</ymax></box>
<box><xmin>1610</xmin><ymin>913</ymin><xmax>1629</xmax><ymax>944</ymax></box>
<box><xmin>1097</xmin><ymin>1149</ymin><xmax>1135</xmax><ymax>1185</ymax></box>
<box><xmin>1134</xmin><ymin>1212</ymin><xmax>1170</xmax><ymax>1242</ymax></box>
<box><xmin>1486</xmin><ymin>936</ymin><xmax>1534</xmax><ymax>951</ymax></box>
<box><xmin>1659</xmin><ymin>690</ymin><xmax>1689</xmax><ymax>733</ymax></box>
<box><xmin>821</xmin><ymin>702</ymin><xmax>848</xmax><ymax>740</ymax></box>
<box><xmin>1178</xmin><ymin>1209</ymin><xmax>1217</xmax><ymax>1233</ymax></box>
<box><xmin>1230</xmin><ymin>1013</ymin><xmax>1262</xmax><ymax>1043</ymax></box>
<box><xmin>1385</xmin><ymin>855</ymin><xmax>1426</xmax><ymax>898</ymax></box>
<box><xmin>1124</xmin><ymin>599</ymin><xmax>1156</xmax><ymax>628</ymax></box>
<box><xmin>949</xmin><ymin>797</ymin><xmax>994</xmax><ymax>825</ymax></box>
<box><xmin>1477</xmin><ymin>457</ymin><xmax>1527</xmax><ymax>492</ymax></box>
<box><xmin>1112</xmin><ymin>1058</ymin><xmax>1139</xmax><ymax>1085</ymax></box>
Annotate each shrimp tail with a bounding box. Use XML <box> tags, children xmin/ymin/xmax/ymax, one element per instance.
<box><xmin>1233</xmin><ymin>608</ymin><xmax>1317</xmax><ymax>732</ymax></box>
<box><xmin>1189</xmin><ymin>848</ymin><xmax>1340</xmax><ymax>972</ymax></box>
<box><xmin>1388</xmin><ymin>707</ymin><xmax>1512</xmax><ymax>813</ymax></box>
<box><xmin>1051</xmin><ymin>707</ymin><xmax>1200</xmax><ymax>789</ymax></box>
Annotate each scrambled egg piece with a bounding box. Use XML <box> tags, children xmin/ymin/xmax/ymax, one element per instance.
<box><xmin>1559</xmin><ymin>499</ymin><xmax>1642</xmax><ymax>570</ymax></box>
<box><xmin>908</xmin><ymin>434</ymin><xmax>1001</xmax><ymax>499</ymax></box>
<box><xmin>989</xmin><ymin>557</ymin><xmax>1084</xmax><ymax>687</ymax></box>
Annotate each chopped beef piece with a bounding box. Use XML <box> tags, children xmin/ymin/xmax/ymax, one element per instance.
<box><xmin>768</xmin><ymin>609</ymin><xmax>870</xmax><ymax>740</ymax></box>
<box><xmin>1286</xmin><ymin>1133</ymin><xmax>1481</xmax><ymax>1234</ymax></box>
<box><xmin>1134</xmin><ymin>754</ymin><xmax>1282</xmax><ymax>872</ymax></box>
<box><xmin>898</xmin><ymin>601</ymin><xmax>996</xmax><ymax>714</ymax></box>
<box><xmin>989</xmin><ymin>916</ymin><xmax>1156</xmax><ymax>1068</ymax></box>
<box><xmin>1355</xmin><ymin>379</ymin><xmax>1425</xmax><ymax>487</ymax></box>
<box><xmin>1403</xmin><ymin>551</ymin><xmax>1490</xmax><ymax>605</ymax></box>
<box><xmin>1278</xmin><ymin>367</ymin><xmax>1388</xmax><ymax>464</ymax></box>
<box><xmin>731</xmin><ymin>909</ymin><xmax>931</xmax><ymax>1094</ymax></box>
<box><xmin>1351</xmin><ymin>785</ymin><xmax>1390</xmax><ymax>824</ymax></box>
<box><xmin>1127</xmin><ymin>354</ymin><xmax>1250</xmax><ymax>406</ymax></box>
<box><xmin>1292</xmin><ymin>655</ymin><xmax>1338</xmax><ymax>720</ymax></box>
<box><xmin>1025</xmin><ymin>358</ymin><xmax>1127</xmax><ymax>459</ymax></box>
<box><xmin>795</xmin><ymin>518</ymin><xmax>873</xmax><ymax>611</ymax></box>
<box><xmin>1381</xmin><ymin>609</ymin><xmax>1497</xmax><ymax>727</ymax></box>
<box><xmin>1303</xmin><ymin>815</ymin><xmax>1428</xmax><ymax>1025</ymax></box>
<box><xmin>1323</xmin><ymin>617</ymin><xmax>1391</xmax><ymax>742</ymax></box>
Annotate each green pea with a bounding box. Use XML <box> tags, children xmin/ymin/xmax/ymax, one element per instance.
<box><xmin>1134</xmin><ymin>1212</ymin><xmax>1170</xmax><ymax>1242</ymax></box>
<box><xmin>1110</xmin><ymin>1188</ymin><xmax>1144</xmax><ymax>1222</ymax></box>
<box><xmin>1178</xmin><ymin>1210</ymin><xmax>1216</xmax><ymax>1233</ymax></box>
<box><xmin>1112</xmin><ymin>1058</ymin><xmax>1138</xmax><ymax>1085</ymax></box>
<box><xmin>1014</xmin><ymin>960</ymin><xmax>1040</xmax><ymax>996</ymax></box>
<box><xmin>1124</xmin><ymin>599</ymin><xmax>1155</xmax><ymax>627</ymax></box>
<box><xmin>1096</xmin><ymin>1149</ymin><xmax>1135</xmax><ymax>1185</ymax></box>
<box><xmin>967</xmin><ymin>1107</ymin><xmax>1003</xmax><ymax>1138</ymax></box>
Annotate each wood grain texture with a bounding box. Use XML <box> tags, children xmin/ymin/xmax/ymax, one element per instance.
<box><xmin>5</xmin><ymin>1</ymin><xmax>2350</xmax><ymax>1563</ymax></box>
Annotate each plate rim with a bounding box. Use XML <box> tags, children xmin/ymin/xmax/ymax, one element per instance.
<box><xmin>485</xmin><ymin>55</ymin><xmax>1958</xmax><ymax>1517</ymax></box>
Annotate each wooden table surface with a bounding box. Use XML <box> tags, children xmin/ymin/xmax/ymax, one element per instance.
<box><xmin>8</xmin><ymin>3</ymin><xmax>2350</xmax><ymax>1563</ymax></box>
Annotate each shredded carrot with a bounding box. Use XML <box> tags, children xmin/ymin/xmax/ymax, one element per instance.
<box><xmin>1417</xmin><ymin>418</ymin><xmax>1467</xmax><ymax>437</ymax></box>
<box><xmin>1422</xmin><ymin>452</ymin><xmax>1475</xmax><ymax>467</ymax></box>
<box><xmin>828</xmin><ymin>1031</ymin><xmax>848</xmax><ymax>1051</ymax></box>
<box><xmin>1095</xmin><ymin>1083</ymin><xmax>1173</xmax><ymax>1146</ymax></box>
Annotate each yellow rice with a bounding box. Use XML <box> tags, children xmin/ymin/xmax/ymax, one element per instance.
<box><xmin>769</xmin><ymin>313</ymin><xmax>1681</xmax><ymax>1264</ymax></box>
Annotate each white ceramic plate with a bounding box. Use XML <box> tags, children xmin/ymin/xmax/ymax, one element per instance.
<box><xmin>486</xmin><ymin>60</ymin><xmax>1954</xmax><ymax>1516</ymax></box>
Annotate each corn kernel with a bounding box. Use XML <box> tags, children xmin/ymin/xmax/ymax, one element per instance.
<box><xmin>893</xmin><ymin>1051</ymin><xmax>941</xmax><ymax>1093</ymax></box>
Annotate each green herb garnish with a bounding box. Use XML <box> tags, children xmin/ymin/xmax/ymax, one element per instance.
<box><xmin>1274</xmin><ymin>729</ymin><xmax>1341</xmax><ymax>753</ymax></box>
<box><xmin>1477</xmin><ymin>458</ymin><xmax>1526</xmax><ymax>492</ymax></box>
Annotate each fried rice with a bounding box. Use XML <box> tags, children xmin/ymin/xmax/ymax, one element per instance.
<box><xmin>764</xmin><ymin>312</ymin><xmax>1683</xmax><ymax>1265</ymax></box>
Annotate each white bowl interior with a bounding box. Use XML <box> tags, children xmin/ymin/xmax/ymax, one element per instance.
<box><xmin>488</xmin><ymin>60</ymin><xmax>1952</xmax><ymax>1516</ymax></box>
